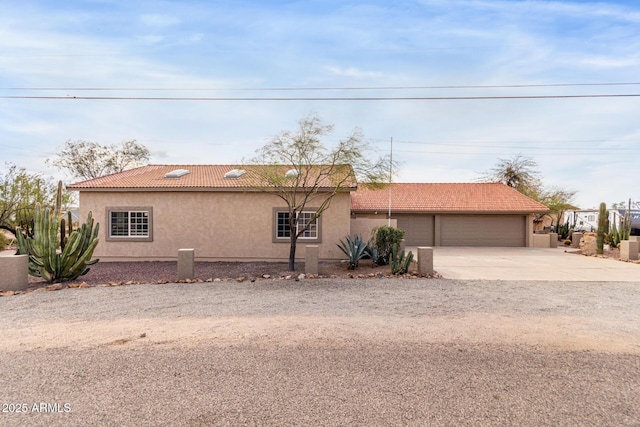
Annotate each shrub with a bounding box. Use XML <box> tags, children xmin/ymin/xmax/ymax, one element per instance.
<box><xmin>0</xmin><ymin>232</ymin><xmax>10</xmax><ymax>251</ymax></box>
<box><xmin>370</xmin><ymin>226</ymin><xmax>405</xmax><ymax>265</ymax></box>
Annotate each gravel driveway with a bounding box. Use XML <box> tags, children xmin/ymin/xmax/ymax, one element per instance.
<box><xmin>1</xmin><ymin>278</ymin><xmax>639</xmax><ymax>426</ymax></box>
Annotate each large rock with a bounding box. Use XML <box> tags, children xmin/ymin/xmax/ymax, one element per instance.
<box><xmin>579</xmin><ymin>232</ymin><xmax>598</xmax><ymax>255</ymax></box>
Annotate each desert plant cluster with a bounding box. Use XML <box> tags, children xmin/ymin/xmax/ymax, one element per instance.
<box><xmin>15</xmin><ymin>181</ymin><xmax>99</xmax><ymax>283</ymax></box>
<box><xmin>337</xmin><ymin>226</ymin><xmax>415</xmax><ymax>275</ymax></box>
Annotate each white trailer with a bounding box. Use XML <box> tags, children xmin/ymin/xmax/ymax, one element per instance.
<box><xmin>564</xmin><ymin>209</ymin><xmax>622</xmax><ymax>232</ymax></box>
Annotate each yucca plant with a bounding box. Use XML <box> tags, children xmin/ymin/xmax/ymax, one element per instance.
<box><xmin>337</xmin><ymin>234</ymin><xmax>369</xmax><ymax>270</ymax></box>
<box><xmin>15</xmin><ymin>181</ymin><xmax>99</xmax><ymax>282</ymax></box>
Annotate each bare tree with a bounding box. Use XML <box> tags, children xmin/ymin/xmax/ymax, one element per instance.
<box><xmin>48</xmin><ymin>140</ymin><xmax>150</xmax><ymax>180</ymax></box>
<box><xmin>247</xmin><ymin>115</ymin><xmax>391</xmax><ymax>271</ymax></box>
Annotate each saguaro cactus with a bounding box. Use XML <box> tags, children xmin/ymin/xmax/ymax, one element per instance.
<box><xmin>596</xmin><ymin>202</ymin><xmax>608</xmax><ymax>254</ymax></box>
<box><xmin>15</xmin><ymin>181</ymin><xmax>99</xmax><ymax>282</ymax></box>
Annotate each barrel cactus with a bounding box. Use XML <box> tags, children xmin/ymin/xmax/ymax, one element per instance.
<box><xmin>15</xmin><ymin>181</ymin><xmax>99</xmax><ymax>282</ymax></box>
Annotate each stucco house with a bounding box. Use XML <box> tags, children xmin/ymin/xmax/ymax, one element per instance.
<box><xmin>351</xmin><ymin>183</ymin><xmax>550</xmax><ymax>247</ymax></box>
<box><xmin>68</xmin><ymin>165</ymin><xmax>550</xmax><ymax>262</ymax></box>
<box><xmin>67</xmin><ymin>164</ymin><xmax>354</xmax><ymax>262</ymax></box>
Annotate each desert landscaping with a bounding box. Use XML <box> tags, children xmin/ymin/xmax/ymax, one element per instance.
<box><xmin>1</xmin><ymin>253</ymin><xmax>640</xmax><ymax>426</ymax></box>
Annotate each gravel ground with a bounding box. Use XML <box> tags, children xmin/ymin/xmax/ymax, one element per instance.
<box><xmin>21</xmin><ymin>260</ymin><xmax>397</xmax><ymax>288</ymax></box>
<box><xmin>1</xmin><ymin>278</ymin><xmax>640</xmax><ymax>426</ymax></box>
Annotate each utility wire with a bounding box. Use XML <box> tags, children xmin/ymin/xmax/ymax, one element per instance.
<box><xmin>3</xmin><ymin>94</ymin><xmax>640</xmax><ymax>101</ymax></box>
<box><xmin>4</xmin><ymin>82</ymin><xmax>640</xmax><ymax>91</ymax></box>
<box><xmin>388</xmin><ymin>140</ymin><xmax>639</xmax><ymax>150</ymax></box>
<box><xmin>393</xmin><ymin>150</ymin><xmax>634</xmax><ymax>156</ymax></box>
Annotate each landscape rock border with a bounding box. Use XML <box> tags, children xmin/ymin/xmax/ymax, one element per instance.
<box><xmin>0</xmin><ymin>266</ymin><xmax>442</xmax><ymax>297</ymax></box>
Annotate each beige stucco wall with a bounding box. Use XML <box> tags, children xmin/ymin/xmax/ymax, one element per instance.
<box><xmin>78</xmin><ymin>190</ymin><xmax>351</xmax><ymax>262</ymax></box>
<box><xmin>532</xmin><ymin>233</ymin><xmax>551</xmax><ymax>248</ymax></box>
<box><xmin>350</xmin><ymin>217</ymin><xmax>398</xmax><ymax>241</ymax></box>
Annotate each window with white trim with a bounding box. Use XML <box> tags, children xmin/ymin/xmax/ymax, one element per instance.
<box><xmin>107</xmin><ymin>207</ymin><xmax>153</xmax><ymax>241</ymax></box>
<box><xmin>274</xmin><ymin>210</ymin><xmax>320</xmax><ymax>242</ymax></box>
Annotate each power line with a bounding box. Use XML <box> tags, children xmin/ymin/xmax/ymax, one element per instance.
<box><xmin>385</xmin><ymin>138</ymin><xmax>638</xmax><ymax>144</ymax></box>
<box><xmin>389</xmin><ymin>140</ymin><xmax>639</xmax><ymax>150</ymax></box>
<box><xmin>393</xmin><ymin>150</ymin><xmax>634</xmax><ymax>156</ymax></box>
<box><xmin>3</xmin><ymin>94</ymin><xmax>640</xmax><ymax>101</ymax></box>
<box><xmin>4</xmin><ymin>82</ymin><xmax>640</xmax><ymax>91</ymax></box>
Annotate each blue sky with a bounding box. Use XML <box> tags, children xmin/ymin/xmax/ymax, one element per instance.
<box><xmin>2</xmin><ymin>0</ymin><xmax>640</xmax><ymax>209</ymax></box>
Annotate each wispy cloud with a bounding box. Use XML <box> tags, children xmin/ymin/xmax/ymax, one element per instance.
<box><xmin>1</xmin><ymin>0</ymin><xmax>640</xmax><ymax>207</ymax></box>
<box><xmin>140</xmin><ymin>14</ymin><xmax>181</xmax><ymax>28</ymax></box>
<box><xmin>324</xmin><ymin>66</ymin><xmax>385</xmax><ymax>79</ymax></box>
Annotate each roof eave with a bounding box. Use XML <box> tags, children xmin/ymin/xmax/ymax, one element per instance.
<box><xmin>352</xmin><ymin>208</ymin><xmax>551</xmax><ymax>215</ymax></box>
<box><xmin>69</xmin><ymin>186</ymin><xmax>357</xmax><ymax>192</ymax></box>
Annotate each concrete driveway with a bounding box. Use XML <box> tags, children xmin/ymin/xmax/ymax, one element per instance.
<box><xmin>408</xmin><ymin>246</ymin><xmax>640</xmax><ymax>282</ymax></box>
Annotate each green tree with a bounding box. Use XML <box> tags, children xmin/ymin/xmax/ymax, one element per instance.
<box><xmin>537</xmin><ymin>187</ymin><xmax>578</xmax><ymax>228</ymax></box>
<box><xmin>247</xmin><ymin>115</ymin><xmax>391</xmax><ymax>271</ymax></box>
<box><xmin>47</xmin><ymin>139</ymin><xmax>150</xmax><ymax>180</ymax></box>
<box><xmin>0</xmin><ymin>163</ymin><xmax>68</xmax><ymax>237</ymax></box>
<box><xmin>481</xmin><ymin>155</ymin><xmax>577</xmax><ymax>226</ymax></box>
<box><xmin>481</xmin><ymin>154</ymin><xmax>542</xmax><ymax>196</ymax></box>
<box><xmin>612</xmin><ymin>200</ymin><xmax>640</xmax><ymax>209</ymax></box>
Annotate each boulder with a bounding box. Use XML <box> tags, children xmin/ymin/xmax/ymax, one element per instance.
<box><xmin>579</xmin><ymin>232</ymin><xmax>598</xmax><ymax>255</ymax></box>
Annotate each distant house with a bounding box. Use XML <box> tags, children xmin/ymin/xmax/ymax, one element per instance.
<box><xmin>68</xmin><ymin>167</ymin><xmax>552</xmax><ymax>262</ymax></box>
<box><xmin>351</xmin><ymin>183</ymin><xmax>550</xmax><ymax>247</ymax></box>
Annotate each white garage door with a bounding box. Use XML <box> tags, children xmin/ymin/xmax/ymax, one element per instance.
<box><xmin>440</xmin><ymin>215</ymin><xmax>526</xmax><ymax>247</ymax></box>
<box><xmin>396</xmin><ymin>215</ymin><xmax>434</xmax><ymax>246</ymax></box>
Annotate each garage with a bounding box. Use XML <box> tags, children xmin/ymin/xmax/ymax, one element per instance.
<box><xmin>396</xmin><ymin>215</ymin><xmax>434</xmax><ymax>246</ymax></box>
<box><xmin>350</xmin><ymin>183</ymin><xmax>549</xmax><ymax>248</ymax></box>
<box><xmin>440</xmin><ymin>215</ymin><xmax>526</xmax><ymax>247</ymax></box>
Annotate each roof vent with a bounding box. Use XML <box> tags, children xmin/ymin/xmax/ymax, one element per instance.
<box><xmin>164</xmin><ymin>169</ymin><xmax>190</xmax><ymax>179</ymax></box>
<box><xmin>285</xmin><ymin>168</ymin><xmax>299</xmax><ymax>177</ymax></box>
<box><xmin>224</xmin><ymin>169</ymin><xmax>246</xmax><ymax>179</ymax></box>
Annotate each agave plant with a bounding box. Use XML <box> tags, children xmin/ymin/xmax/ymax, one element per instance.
<box><xmin>336</xmin><ymin>234</ymin><xmax>369</xmax><ymax>270</ymax></box>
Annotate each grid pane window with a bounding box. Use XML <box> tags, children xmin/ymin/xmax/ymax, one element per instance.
<box><xmin>277</xmin><ymin>212</ymin><xmax>291</xmax><ymax>238</ymax></box>
<box><xmin>129</xmin><ymin>212</ymin><xmax>149</xmax><ymax>236</ymax></box>
<box><xmin>110</xmin><ymin>211</ymin><xmax>149</xmax><ymax>238</ymax></box>
<box><xmin>276</xmin><ymin>211</ymin><xmax>317</xmax><ymax>239</ymax></box>
<box><xmin>110</xmin><ymin>212</ymin><xmax>130</xmax><ymax>236</ymax></box>
<box><xmin>297</xmin><ymin>212</ymin><xmax>317</xmax><ymax>238</ymax></box>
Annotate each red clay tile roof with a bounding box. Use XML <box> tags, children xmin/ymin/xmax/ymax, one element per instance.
<box><xmin>66</xmin><ymin>164</ymin><xmax>357</xmax><ymax>191</ymax></box>
<box><xmin>351</xmin><ymin>183</ymin><xmax>550</xmax><ymax>214</ymax></box>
